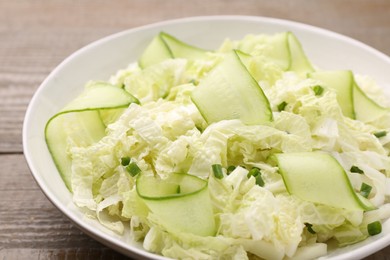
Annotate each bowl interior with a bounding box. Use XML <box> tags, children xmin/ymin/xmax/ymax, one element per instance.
<box><xmin>23</xmin><ymin>16</ymin><xmax>390</xmax><ymax>259</ymax></box>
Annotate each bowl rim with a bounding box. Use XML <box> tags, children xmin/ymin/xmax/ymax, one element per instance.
<box><xmin>23</xmin><ymin>15</ymin><xmax>390</xmax><ymax>260</ymax></box>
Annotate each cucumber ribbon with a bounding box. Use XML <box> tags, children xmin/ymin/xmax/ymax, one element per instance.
<box><xmin>136</xmin><ymin>172</ymin><xmax>216</xmax><ymax>236</ymax></box>
<box><xmin>45</xmin><ymin>82</ymin><xmax>139</xmax><ymax>191</ymax></box>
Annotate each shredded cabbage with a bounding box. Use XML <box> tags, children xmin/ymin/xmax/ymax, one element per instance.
<box><xmin>56</xmin><ymin>32</ymin><xmax>390</xmax><ymax>259</ymax></box>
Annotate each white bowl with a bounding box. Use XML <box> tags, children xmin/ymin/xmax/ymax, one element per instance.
<box><xmin>23</xmin><ymin>15</ymin><xmax>390</xmax><ymax>259</ymax></box>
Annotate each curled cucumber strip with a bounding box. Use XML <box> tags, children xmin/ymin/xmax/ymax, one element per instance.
<box><xmin>45</xmin><ymin>83</ymin><xmax>139</xmax><ymax>191</ymax></box>
<box><xmin>136</xmin><ymin>172</ymin><xmax>216</xmax><ymax>236</ymax></box>
<box><xmin>272</xmin><ymin>152</ymin><xmax>375</xmax><ymax>211</ymax></box>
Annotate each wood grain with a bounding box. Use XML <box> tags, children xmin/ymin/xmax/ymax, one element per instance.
<box><xmin>1</xmin><ymin>0</ymin><xmax>390</xmax><ymax>259</ymax></box>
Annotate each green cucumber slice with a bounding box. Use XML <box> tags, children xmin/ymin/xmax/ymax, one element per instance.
<box><xmin>63</xmin><ymin>82</ymin><xmax>138</xmax><ymax>111</ymax></box>
<box><xmin>136</xmin><ymin>173</ymin><xmax>216</xmax><ymax>236</ymax></box>
<box><xmin>159</xmin><ymin>32</ymin><xmax>209</xmax><ymax>60</ymax></box>
<box><xmin>191</xmin><ymin>50</ymin><xmax>272</xmax><ymax>125</ymax></box>
<box><xmin>236</xmin><ymin>32</ymin><xmax>313</xmax><ymax>76</ymax></box>
<box><xmin>45</xmin><ymin>84</ymin><xmax>139</xmax><ymax>191</ymax></box>
<box><xmin>287</xmin><ymin>32</ymin><xmax>314</xmax><ymax>75</ymax></box>
<box><xmin>272</xmin><ymin>152</ymin><xmax>375</xmax><ymax>211</ymax></box>
<box><xmin>139</xmin><ymin>34</ymin><xmax>172</xmax><ymax>69</ymax></box>
<box><xmin>237</xmin><ymin>32</ymin><xmax>290</xmax><ymax>70</ymax></box>
<box><xmin>308</xmin><ymin>70</ymin><xmax>355</xmax><ymax>119</ymax></box>
<box><xmin>45</xmin><ymin>111</ymin><xmax>105</xmax><ymax>191</ymax></box>
<box><xmin>139</xmin><ymin>32</ymin><xmax>208</xmax><ymax>68</ymax></box>
<box><xmin>308</xmin><ymin>70</ymin><xmax>389</xmax><ymax>122</ymax></box>
<box><xmin>353</xmin><ymin>82</ymin><xmax>389</xmax><ymax>123</ymax></box>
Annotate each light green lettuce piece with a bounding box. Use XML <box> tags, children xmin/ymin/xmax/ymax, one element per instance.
<box><xmin>143</xmin><ymin>226</ymin><xmax>247</xmax><ymax>260</ymax></box>
<box><xmin>124</xmin><ymin>59</ymin><xmax>187</xmax><ymax>103</ymax></box>
<box><xmin>123</xmin><ymin>55</ymin><xmax>221</xmax><ymax>104</ymax></box>
<box><xmin>219</xmin><ymin>33</ymin><xmax>290</xmax><ymax>70</ymax></box>
<box><xmin>337</xmin><ymin>119</ymin><xmax>387</xmax><ymax>155</ymax></box>
<box><xmin>109</xmin><ymin>62</ymin><xmax>141</xmax><ymax>87</ymax></box>
<box><xmin>276</xmin><ymin>194</ymin><xmax>366</xmax><ymax>248</ymax></box>
<box><xmin>219</xmin><ymin>32</ymin><xmax>313</xmax><ymax>80</ymax></box>
<box><xmin>286</xmin><ymin>243</ymin><xmax>327</xmax><ymax>260</ymax></box>
<box><xmin>211</xmin><ymin>167</ymin><xmax>304</xmax><ymax>258</ymax></box>
<box><xmin>266</xmin><ymin>73</ymin><xmax>343</xmax><ymax>122</ymax></box>
<box><xmin>70</xmin><ymin>97</ymin><xmax>204</xmax><ymax>211</ymax></box>
<box><xmin>355</xmin><ymin>74</ymin><xmax>390</xmax><ymax>108</ymax></box>
<box><xmin>272</xmin><ymin>111</ymin><xmax>313</xmax><ymax>148</ymax></box>
<box><xmin>311</xmin><ymin>117</ymin><xmax>339</xmax><ymax>151</ymax></box>
<box><xmin>267</xmin><ymin>72</ymin><xmax>388</xmax><ymax>157</ymax></box>
<box><xmin>187</xmin><ymin>119</ymin><xmax>312</xmax><ymax>178</ymax></box>
<box><xmin>239</xmin><ymin>52</ymin><xmax>285</xmax><ymax>87</ymax></box>
<box><xmin>96</xmin><ymin>194</ymin><xmax>124</xmax><ymax>234</ymax></box>
<box><xmin>332</xmin><ymin>223</ymin><xmax>368</xmax><ymax>247</ymax></box>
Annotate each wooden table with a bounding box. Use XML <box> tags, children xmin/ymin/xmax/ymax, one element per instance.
<box><xmin>1</xmin><ymin>0</ymin><xmax>389</xmax><ymax>259</ymax></box>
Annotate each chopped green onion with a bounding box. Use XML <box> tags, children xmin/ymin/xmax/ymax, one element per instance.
<box><xmin>126</xmin><ymin>162</ymin><xmax>141</xmax><ymax>177</ymax></box>
<box><xmin>312</xmin><ymin>85</ymin><xmax>324</xmax><ymax>96</ymax></box>
<box><xmin>247</xmin><ymin>168</ymin><xmax>265</xmax><ymax>187</ymax></box>
<box><xmin>255</xmin><ymin>174</ymin><xmax>265</xmax><ymax>187</ymax></box>
<box><xmin>367</xmin><ymin>221</ymin><xmax>382</xmax><ymax>236</ymax></box>
<box><xmin>350</xmin><ymin>165</ymin><xmax>364</xmax><ymax>174</ymax></box>
<box><xmin>247</xmin><ymin>168</ymin><xmax>260</xmax><ymax>178</ymax></box>
<box><xmin>360</xmin><ymin>182</ymin><xmax>372</xmax><ymax>198</ymax></box>
<box><xmin>305</xmin><ymin>223</ymin><xmax>316</xmax><ymax>234</ymax></box>
<box><xmin>189</xmin><ymin>79</ymin><xmax>199</xmax><ymax>85</ymax></box>
<box><xmin>121</xmin><ymin>156</ymin><xmax>131</xmax><ymax>166</ymax></box>
<box><xmin>374</xmin><ymin>131</ymin><xmax>387</xmax><ymax>138</ymax></box>
<box><xmin>227</xmin><ymin>165</ymin><xmax>236</xmax><ymax>175</ymax></box>
<box><xmin>176</xmin><ymin>185</ymin><xmax>181</xmax><ymax>194</ymax></box>
<box><xmin>277</xmin><ymin>101</ymin><xmax>288</xmax><ymax>112</ymax></box>
<box><xmin>212</xmin><ymin>164</ymin><xmax>224</xmax><ymax>179</ymax></box>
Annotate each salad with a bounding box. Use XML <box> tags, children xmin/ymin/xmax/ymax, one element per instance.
<box><xmin>45</xmin><ymin>31</ymin><xmax>390</xmax><ymax>259</ymax></box>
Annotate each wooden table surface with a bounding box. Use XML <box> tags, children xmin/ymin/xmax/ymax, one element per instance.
<box><xmin>1</xmin><ymin>0</ymin><xmax>390</xmax><ymax>259</ymax></box>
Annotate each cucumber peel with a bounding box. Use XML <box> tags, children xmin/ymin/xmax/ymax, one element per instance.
<box><xmin>136</xmin><ymin>172</ymin><xmax>216</xmax><ymax>236</ymax></box>
<box><xmin>272</xmin><ymin>152</ymin><xmax>375</xmax><ymax>211</ymax></box>
<box><xmin>191</xmin><ymin>50</ymin><xmax>273</xmax><ymax>125</ymax></box>
<box><xmin>139</xmin><ymin>32</ymin><xmax>209</xmax><ymax>68</ymax></box>
<box><xmin>45</xmin><ymin>83</ymin><xmax>139</xmax><ymax>191</ymax></box>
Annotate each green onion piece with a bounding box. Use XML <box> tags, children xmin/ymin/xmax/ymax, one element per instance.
<box><xmin>312</xmin><ymin>85</ymin><xmax>324</xmax><ymax>96</ymax></box>
<box><xmin>350</xmin><ymin>165</ymin><xmax>364</xmax><ymax>174</ymax></box>
<box><xmin>360</xmin><ymin>182</ymin><xmax>372</xmax><ymax>198</ymax></box>
<box><xmin>176</xmin><ymin>185</ymin><xmax>181</xmax><ymax>194</ymax></box>
<box><xmin>121</xmin><ymin>156</ymin><xmax>131</xmax><ymax>166</ymax></box>
<box><xmin>126</xmin><ymin>162</ymin><xmax>141</xmax><ymax>177</ymax></box>
<box><xmin>374</xmin><ymin>131</ymin><xmax>387</xmax><ymax>138</ymax></box>
<box><xmin>367</xmin><ymin>221</ymin><xmax>382</xmax><ymax>236</ymax></box>
<box><xmin>212</xmin><ymin>164</ymin><xmax>224</xmax><ymax>179</ymax></box>
<box><xmin>305</xmin><ymin>223</ymin><xmax>316</xmax><ymax>234</ymax></box>
<box><xmin>227</xmin><ymin>165</ymin><xmax>236</xmax><ymax>175</ymax></box>
<box><xmin>189</xmin><ymin>79</ymin><xmax>199</xmax><ymax>86</ymax></box>
<box><xmin>277</xmin><ymin>101</ymin><xmax>288</xmax><ymax>112</ymax></box>
<box><xmin>247</xmin><ymin>168</ymin><xmax>260</xmax><ymax>178</ymax></box>
<box><xmin>255</xmin><ymin>174</ymin><xmax>265</xmax><ymax>187</ymax></box>
<box><xmin>247</xmin><ymin>168</ymin><xmax>265</xmax><ymax>187</ymax></box>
